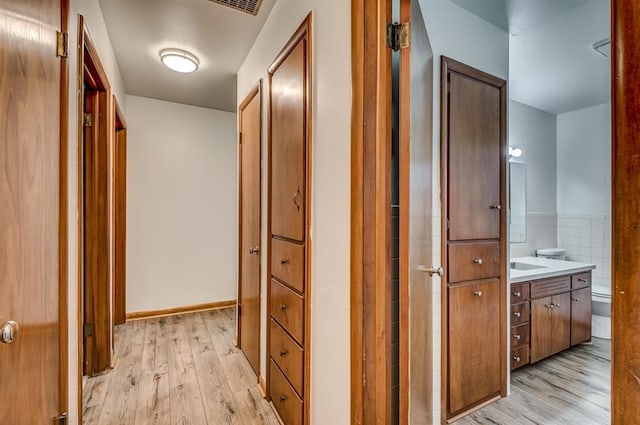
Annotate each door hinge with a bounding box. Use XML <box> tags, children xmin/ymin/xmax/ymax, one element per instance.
<box><xmin>446</xmin><ymin>219</ymin><xmax>450</xmax><ymax>230</ymax></box>
<box><xmin>56</xmin><ymin>31</ymin><xmax>68</xmax><ymax>58</ymax></box>
<box><xmin>447</xmin><ymin>81</ymin><xmax>451</xmax><ymax>95</ymax></box>
<box><xmin>387</xmin><ymin>22</ymin><xmax>410</xmax><ymax>51</ymax></box>
<box><xmin>56</xmin><ymin>413</ymin><xmax>68</xmax><ymax>425</ymax></box>
<box><xmin>83</xmin><ymin>113</ymin><xmax>93</xmax><ymax>127</ymax></box>
<box><xmin>83</xmin><ymin>323</ymin><xmax>93</xmax><ymax>338</ymax></box>
<box><xmin>239</xmin><ymin>132</ymin><xmax>243</xmax><ymax>144</ymax></box>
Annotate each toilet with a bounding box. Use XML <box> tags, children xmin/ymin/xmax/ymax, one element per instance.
<box><xmin>536</xmin><ymin>247</ymin><xmax>567</xmax><ymax>260</ymax></box>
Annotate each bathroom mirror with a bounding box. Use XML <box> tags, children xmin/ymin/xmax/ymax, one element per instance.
<box><xmin>510</xmin><ymin>162</ymin><xmax>526</xmax><ymax>243</ymax></box>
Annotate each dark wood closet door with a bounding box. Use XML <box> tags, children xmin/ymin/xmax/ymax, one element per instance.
<box><xmin>530</xmin><ymin>296</ymin><xmax>553</xmax><ymax>363</ymax></box>
<box><xmin>270</xmin><ymin>42</ymin><xmax>306</xmax><ymax>242</ymax></box>
<box><xmin>571</xmin><ymin>287</ymin><xmax>592</xmax><ymax>346</ymax></box>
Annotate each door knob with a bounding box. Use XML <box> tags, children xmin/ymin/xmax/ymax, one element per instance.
<box><xmin>249</xmin><ymin>246</ymin><xmax>260</xmax><ymax>254</ymax></box>
<box><xmin>1</xmin><ymin>321</ymin><xmax>18</xmax><ymax>344</ymax></box>
<box><xmin>490</xmin><ymin>205</ymin><xmax>502</xmax><ymax>210</ymax></box>
<box><xmin>474</xmin><ymin>290</ymin><xmax>483</xmax><ymax>297</ymax></box>
<box><xmin>417</xmin><ymin>265</ymin><xmax>443</xmax><ymax>277</ymax></box>
<box><xmin>473</xmin><ymin>258</ymin><xmax>483</xmax><ymax>265</ymax></box>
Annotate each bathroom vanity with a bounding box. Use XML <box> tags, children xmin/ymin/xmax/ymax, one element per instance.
<box><xmin>509</xmin><ymin>257</ymin><xmax>595</xmax><ymax>369</ymax></box>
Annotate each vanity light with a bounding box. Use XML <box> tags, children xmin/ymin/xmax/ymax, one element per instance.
<box><xmin>509</xmin><ymin>146</ymin><xmax>523</xmax><ymax>158</ymax></box>
<box><xmin>160</xmin><ymin>48</ymin><xmax>199</xmax><ymax>73</ymax></box>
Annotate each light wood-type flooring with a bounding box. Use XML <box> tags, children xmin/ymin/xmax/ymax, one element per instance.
<box><xmin>459</xmin><ymin>338</ymin><xmax>610</xmax><ymax>425</ymax></box>
<box><xmin>82</xmin><ymin>308</ymin><xmax>278</xmax><ymax>425</ymax></box>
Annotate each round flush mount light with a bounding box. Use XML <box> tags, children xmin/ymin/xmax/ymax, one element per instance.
<box><xmin>509</xmin><ymin>146</ymin><xmax>523</xmax><ymax>158</ymax></box>
<box><xmin>160</xmin><ymin>48</ymin><xmax>199</xmax><ymax>73</ymax></box>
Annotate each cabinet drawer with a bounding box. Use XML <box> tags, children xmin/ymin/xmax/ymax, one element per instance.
<box><xmin>272</xmin><ymin>238</ymin><xmax>305</xmax><ymax>292</ymax></box>
<box><xmin>270</xmin><ymin>359</ymin><xmax>303</xmax><ymax>425</ymax></box>
<box><xmin>511</xmin><ymin>323</ymin><xmax>530</xmax><ymax>349</ymax></box>
<box><xmin>270</xmin><ymin>279</ymin><xmax>304</xmax><ymax>344</ymax></box>
<box><xmin>448</xmin><ymin>242</ymin><xmax>500</xmax><ymax>283</ymax></box>
<box><xmin>511</xmin><ymin>345</ymin><xmax>529</xmax><ymax>370</ymax></box>
<box><xmin>511</xmin><ymin>282</ymin><xmax>530</xmax><ymax>304</ymax></box>
<box><xmin>510</xmin><ymin>302</ymin><xmax>530</xmax><ymax>327</ymax></box>
<box><xmin>530</xmin><ymin>276</ymin><xmax>571</xmax><ymax>298</ymax></box>
<box><xmin>571</xmin><ymin>272</ymin><xmax>591</xmax><ymax>290</ymax></box>
<box><xmin>270</xmin><ymin>319</ymin><xmax>304</xmax><ymax>396</ymax></box>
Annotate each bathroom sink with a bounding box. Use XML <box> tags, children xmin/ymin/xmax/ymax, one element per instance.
<box><xmin>510</xmin><ymin>261</ymin><xmax>547</xmax><ymax>271</ymax></box>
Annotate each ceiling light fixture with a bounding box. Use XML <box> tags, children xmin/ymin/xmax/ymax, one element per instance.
<box><xmin>160</xmin><ymin>48</ymin><xmax>199</xmax><ymax>73</ymax></box>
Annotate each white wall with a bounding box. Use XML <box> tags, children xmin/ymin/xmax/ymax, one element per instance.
<box><xmin>237</xmin><ymin>1</ymin><xmax>351</xmax><ymax>424</ymax></box>
<box><xmin>125</xmin><ymin>95</ymin><xmax>237</xmax><ymax>313</ymax></box>
<box><xmin>509</xmin><ymin>100</ymin><xmax>558</xmax><ymax>257</ymax></box>
<box><xmin>66</xmin><ymin>1</ymin><xmax>126</xmax><ymax>423</ymax></box>
<box><xmin>418</xmin><ymin>0</ymin><xmax>509</xmax><ymax>420</ymax></box>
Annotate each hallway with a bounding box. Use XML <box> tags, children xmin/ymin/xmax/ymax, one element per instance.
<box><xmin>82</xmin><ymin>308</ymin><xmax>278</xmax><ymax>425</ymax></box>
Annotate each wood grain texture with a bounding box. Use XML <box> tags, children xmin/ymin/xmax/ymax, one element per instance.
<box><xmin>271</xmin><ymin>238</ymin><xmax>305</xmax><ymax>293</ymax></box>
<box><xmin>269</xmin><ymin>319</ymin><xmax>304</xmax><ymax>396</ymax></box>
<box><xmin>571</xmin><ymin>287</ymin><xmax>592</xmax><ymax>346</ymax></box>
<box><xmin>611</xmin><ymin>2</ymin><xmax>640</xmax><ymax>422</ymax></box>
<box><xmin>270</xmin><ymin>279</ymin><xmax>304</xmax><ymax>345</ymax></box>
<box><xmin>459</xmin><ymin>338</ymin><xmax>610</xmax><ymax>425</ymax></box>
<box><xmin>238</xmin><ymin>81</ymin><xmax>262</xmax><ymax>376</ymax></box>
<box><xmin>83</xmin><ymin>309</ymin><xmax>279</xmax><ymax>425</ymax></box>
<box><xmin>448</xmin><ymin>242</ymin><xmax>500</xmax><ymax>283</ymax></box>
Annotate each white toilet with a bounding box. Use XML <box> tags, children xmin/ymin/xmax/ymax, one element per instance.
<box><xmin>535</xmin><ymin>247</ymin><xmax>567</xmax><ymax>260</ymax></box>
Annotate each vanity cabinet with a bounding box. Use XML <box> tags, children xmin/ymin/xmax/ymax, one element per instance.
<box><xmin>510</xmin><ymin>271</ymin><xmax>592</xmax><ymax>369</ymax></box>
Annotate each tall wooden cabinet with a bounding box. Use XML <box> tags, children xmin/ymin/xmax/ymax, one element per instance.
<box><xmin>441</xmin><ymin>57</ymin><xmax>507</xmax><ymax>421</ymax></box>
<box><xmin>267</xmin><ymin>15</ymin><xmax>312</xmax><ymax>425</ymax></box>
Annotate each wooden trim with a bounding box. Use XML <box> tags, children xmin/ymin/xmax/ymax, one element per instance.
<box><xmin>350</xmin><ymin>0</ymin><xmax>393</xmax><ymax>423</ymax></box>
<box><xmin>258</xmin><ymin>375</ymin><xmax>267</xmax><ymax>398</ymax></box>
<box><xmin>59</xmin><ymin>0</ymin><xmax>69</xmax><ymax>416</ymax></box>
<box><xmin>125</xmin><ymin>300</ymin><xmax>237</xmax><ymax>321</ymax></box>
<box><xmin>611</xmin><ymin>1</ymin><xmax>640</xmax><ymax>423</ymax></box>
<box><xmin>113</xmin><ymin>96</ymin><xmax>126</xmax><ymax>326</ymax></box>
<box><xmin>266</xmin><ymin>13</ymin><xmax>313</xmax><ymax>425</ymax></box>
<box><xmin>445</xmin><ymin>395</ymin><xmax>501</xmax><ymax>424</ymax></box>
<box><xmin>236</xmin><ymin>79</ymin><xmax>262</xmax><ymax>355</ymax></box>
<box><xmin>439</xmin><ymin>56</ymin><xmax>508</xmax><ymax>420</ymax></box>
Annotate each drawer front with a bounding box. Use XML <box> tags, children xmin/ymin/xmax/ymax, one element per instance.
<box><xmin>511</xmin><ymin>345</ymin><xmax>530</xmax><ymax>370</ymax></box>
<box><xmin>511</xmin><ymin>323</ymin><xmax>530</xmax><ymax>349</ymax></box>
<box><xmin>448</xmin><ymin>242</ymin><xmax>500</xmax><ymax>283</ymax></box>
<box><xmin>511</xmin><ymin>282</ymin><xmax>530</xmax><ymax>304</ymax></box>
<box><xmin>510</xmin><ymin>302</ymin><xmax>530</xmax><ymax>327</ymax></box>
<box><xmin>271</xmin><ymin>279</ymin><xmax>304</xmax><ymax>344</ymax></box>
<box><xmin>272</xmin><ymin>238</ymin><xmax>305</xmax><ymax>292</ymax></box>
<box><xmin>270</xmin><ymin>360</ymin><xmax>303</xmax><ymax>425</ymax></box>
<box><xmin>270</xmin><ymin>319</ymin><xmax>304</xmax><ymax>396</ymax></box>
<box><xmin>530</xmin><ymin>276</ymin><xmax>571</xmax><ymax>298</ymax></box>
<box><xmin>571</xmin><ymin>272</ymin><xmax>591</xmax><ymax>290</ymax></box>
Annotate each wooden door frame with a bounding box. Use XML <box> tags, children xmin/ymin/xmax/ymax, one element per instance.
<box><xmin>236</xmin><ymin>79</ymin><xmax>262</xmax><ymax>372</ymax></box>
<box><xmin>113</xmin><ymin>96</ymin><xmax>127</xmax><ymax>326</ymax></box>
<box><xmin>76</xmin><ymin>14</ymin><xmax>113</xmax><ymax>423</ymax></box>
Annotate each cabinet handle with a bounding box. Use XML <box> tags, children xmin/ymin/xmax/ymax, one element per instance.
<box><xmin>280</xmin><ymin>259</ymin><xmax>289</xmax><ymax>265</ymax></box>
<box><xmin>293</xmin><ymin>190</ymin><xmax>301</xmax><ymax>211</ymax></box>
<box><xmin>578</xmin><ymin>278</ymin><xmax>588</xmax><ymax>283</ymax></box>
<box><xmin>513</xmin><ymin>292</ymin><xmax>522</xmax><ymax>298</ymax></box>
<box><xmin>279</xmin><ymin>350</ymin><xmax>288</xmax><ymax>357</ymax></box>
<box><xmin>280</xmin><ymin>304</ymin><xmax>287</xmax><ymax>311</ymax></box>
<box><xmin>513</xmin><ymin>356</ymin><xmax>521</xmax><ymax>362</ymax></box>
<box><xmin>545</xmin><ymin>304</ymin><xmax>553</xmax><ymax>309</ymax></box>
<box><xmin>554</xmin><ymin>303</ymin><xmax>560</xmax><ymax>308</ymax></box>
<box><xmin>473</xmin><ymin>258</ymin><xmax>484</xmax><ymax>265</ymax></box>
<box><xmin>474</xmin><ymin>290</ymin><xmax>483</xmax><ymax>297</ymax></box>
<box><xmin>513</xmin><ymin>311</ymin><xmax>521</xmax><ymax>318</ymax></box>
<box><xmin>279</xmin><ymin>395</ymin><xmax>287</xmax><ymax>402</ymax></box>
<box><xmin>572</xmin><ymin>297</ymin><xmax>580</xmax><ymax>302</ymax></box>
<box><xmin>490</xmin><ymin>205</ymin><xmax>502</xmax><ymax>210</ymax></box>
<box><xmin>513</xmin><ymin>334</ymin><xmax>521</xmax><ymax>340</ymax></box>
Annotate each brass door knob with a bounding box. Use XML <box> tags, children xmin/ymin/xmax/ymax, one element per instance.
<box><xmin>417</xmin><ymin>265</ymin><xmax>443</xmax><ymax>277</ymax></box>
<box><xmin>0</xmin><ymin>321</ymin><xmax>18</xmax><ymax>344</ymax></box>
<box><xmin>249</xmin><ymin>246</ymin><xmax>260</xmax><ymax>254</ymax></box>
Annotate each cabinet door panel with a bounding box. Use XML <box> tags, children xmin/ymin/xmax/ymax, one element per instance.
<box><xmin>270</xmin><ymin>41</ymin><xmax>307</xmax><ymax>242</ymax></box>
<box><xmin>551</xmin><ymin>293</ymin><xmax>571</xmax><ymax>355</ymax></box>
<box><xmin>571</xmin><ymin>287</ymin><xmax>592</xmax><ymax>346</ymax></box>
<box><xmin>448</xmin><ymin>279</ymin><xmax>501</xmax><ymax>415</ymax></box>
<box><xmin>530</xmin><ymin>297</ymin><xmax>553</xmax><ymax>363</ymax></box>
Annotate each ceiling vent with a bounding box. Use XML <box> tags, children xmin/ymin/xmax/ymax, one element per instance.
<box><xmin>209</xmin><ymin>0</ymin><xmax>264</xmax><ymax>16</ymax></box>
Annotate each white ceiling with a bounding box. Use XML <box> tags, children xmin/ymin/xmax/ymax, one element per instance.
<box><xmin>450</xmin><ymin>0</ymin><xmax>611</xmax><ymax>114</ymax></box>
<box><xmin>98</xmin><ymin>0</ymin><xmax>277</xmax><ymax>112</ymax></box>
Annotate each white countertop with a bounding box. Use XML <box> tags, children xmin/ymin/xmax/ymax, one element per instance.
<box><xmin>509</xmin><ymin>256</ymin><xmax>596</xmax><ymax>283</ymax></box>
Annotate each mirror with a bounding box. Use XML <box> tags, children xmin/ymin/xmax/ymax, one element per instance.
<box><xmin>510</xmin><ymin>162</ymin><xmax>526</xmax><ymax>243</ymax></box>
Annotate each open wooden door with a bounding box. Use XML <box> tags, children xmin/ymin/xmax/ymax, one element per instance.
<box><xmin>113</xmin><ymin>98</ymin><xmax>127</xmax><ymax>326</ymax></box>
<box><xmin>237</xmin><ymin>82</ymin><xmax>262</xmax><ymax>375</ymax></box>
<box><xmin>0</xmin><ymin>0</ymin><xmax>68</xmax><ymax>423</ymax></box>
<box><xmin>398</xmin><ymin>1</ymin><xmax>435</xmax><ymax>423</ymax></box>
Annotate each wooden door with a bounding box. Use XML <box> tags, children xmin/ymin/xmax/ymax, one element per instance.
<box><xmin>448</xmin><ymin>280</ymin><xmax>501</xmax><ymax>416</ymax></box>
<box><xmin>113</xmin><ymin>101</ymin><xmax>127</xmax><ymax>326</ymax></box>
<box><xmin>398</xmin><ymin>0</ymin><xmax>434</xmax><ymax>423</ymax></box>
<box><xmin>550</xmin><ymin>293</ymin><xmax>571</xmax><ymax>355</ymax></box>
<box><xmin>571</xmin><ymin>287</ymin><xmax>591</xmax><ymax>346</ymax></box>
<box><xmin>0</xmin><ymin>0</ymin><xmax>65</xmax><ymax>423</ymax></box>
<box><xmin>238</xmin><ymin>83</ymin><xmax>262</xmax><ymax>375</ymax></box>
<box><xmin>530</xmin><ymin>296</ymin><xmax>553</xmax><ymax>363</ymax></box>
<box><xmin>270</xmin><ymin>42</ymin><xmax>306</xmax><ymax>242</ymax></box>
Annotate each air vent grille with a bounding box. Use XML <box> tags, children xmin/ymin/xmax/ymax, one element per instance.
<box><xmin>209</xmin><ymin>0</ymin><xmax>264</xmax><ymax>16</ymax></box>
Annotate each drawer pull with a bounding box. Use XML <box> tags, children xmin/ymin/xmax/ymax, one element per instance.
<box><xmin>293</xmin><ymin>190</ymin><xmax>301</xmax><ymax>211</ymax></box>
<box><xmin>513</xmin><ymin>311</ymin><xmax>521</xmax><ymax>318</ymax></box>
<box><xmin>280</xmin><ymin>304</ymin><xmax>287</xmax><ymax>311</ymax></box>
<box><xmin>513</xmin><ymin>356</ymin><xmax>521</xmax><ymax>363</ymax></box>
<box><xmin>280</xmin><ymin>259</ymin><xmax>290</xmax><ymax>265</ymax></box>
<box><xmin>474</xmin><ymin>290</ymin><xmax>483</xmax><ymax>297</ymax></box>
<box><xmin>513</xmin><ymin>334</ymin><xmax>521</xmax><ymax>340</ymax></box>
<box><xmin>279</xmin><ymin>349</ymin><xmax>288</xmax><ymax>357</ymax></box>
<box><xmin>578</xmin><ymin>278</ymin><xmax>588</xmax><ymax>283</ymax></box>
<box><xmin>473</xmin><ymin>258</ymin><xmax>484</xmax><ymax>265</ymax></box>
<box><xmin>554</xmin><ymin>303</ymin><xmax>560</xmax><ymax>308</ymax></box>
<box><xmin>279</xmin><ymin>395</ymin><xmax>287</xmax><ymax>402</ymax></box>
<box><xmin>490</xmin><ymin>204</ymin><xmax>502</xmax><ymax>210</ymax></box>
<box><xmin>545</xmin><ymin>304</ymin><xmax>553</xmax><ymax>309</ymax></box>
<box><xmin>513</xmin><ymin>292</ymin><xmax>522</xmax><ymax>298</ymax></box>
<box><xmin>572</xmin><ymin>297</ymin><xmax>580</xmax><ymax>302</ymax></box>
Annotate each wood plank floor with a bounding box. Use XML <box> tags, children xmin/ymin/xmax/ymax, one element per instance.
<box><xmin>458</xmin><ymin>338</ymin><xmax>611</xmax><ymax>425</ymax></box>
<box><xmin>83</xmin><ymin>308</ymin><xmax>279</xmax><ymax>425</ymax></box>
